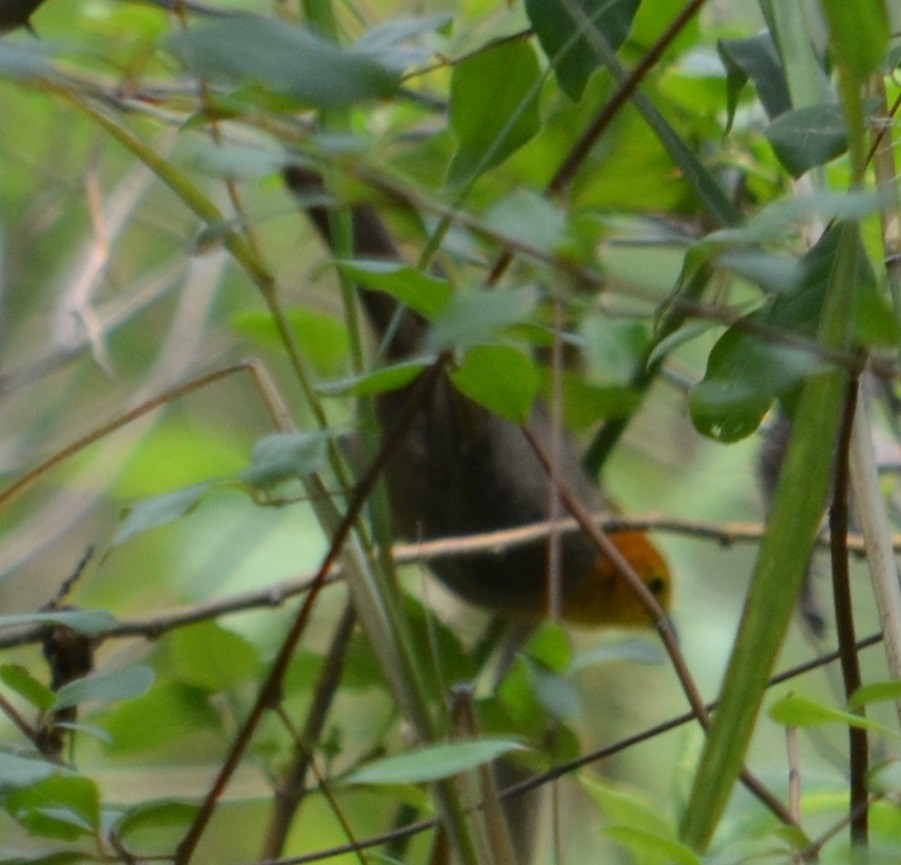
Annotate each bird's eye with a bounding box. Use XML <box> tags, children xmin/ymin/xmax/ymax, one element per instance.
<box><xmin>648</xmin><ymin>576</ymin><xmax>667</xmax><ymax>596</ymax></box>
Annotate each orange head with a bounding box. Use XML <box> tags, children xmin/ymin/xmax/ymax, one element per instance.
<box><xmin>561</xmin><ymin>531</ymin><xmax>671</xmax><ymax>628</ymax></box>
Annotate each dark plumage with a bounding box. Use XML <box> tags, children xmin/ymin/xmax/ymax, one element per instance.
<box><xmin>0</xmin><ymin>0</ymin><xmax>45</xmax><ymax>33</ymax></box>
<box><xmin>284</xmin><ymin>166</ymin><xmax>670</xmax><ymax>626</ymax></box>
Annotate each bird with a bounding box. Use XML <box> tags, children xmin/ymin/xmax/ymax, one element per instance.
<box><xmin>0</xmin><ymin>0</ymin><xmax>45</xmax><ymax>33</ymax></box>
<box><xmin>284</xmin><ymin>166</ymin><xmax>671</xmax><ymax>628</ymax></box>
<box><xmin>0</xmin><ymin>0</ymin><xmax>233</xmax><ymax>35</ymax></box>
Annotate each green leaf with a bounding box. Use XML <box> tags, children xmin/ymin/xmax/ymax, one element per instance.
<box><xmin>765</xmin><ymin>104</ymin><xmax>849</xmax><ymax>178</ymax></box>
<box><xmin>4</xmin><ymin>776</ymin><xmax>100</xmax><ymax>841</ymax></box>
<box><xmin>0</xmin><ymin>665</ymin><xmax>55</xmax><ymax>712</ymax></box>
<box><xmin>0</xmin><ymin>610</ymin><xmax>117</xmax><ymax>637</ymax></box>
<box><xmin>114</xmin><ymin>799</ymin><xmax>201</xmax><ymax>840</ymax></box>
<box><xmin>717</xmin><ymin>33</ymin><xmax>790</xmax><ymax>127</ymax></box>
<box><xmin>559</xmin><ymin>19</ymin><xmax>739</xmax><ymax>226</ymax></box>
<box><xmin>582</xmin><ymin>317</ymin><xmax>652</xmax><ymax>379</ymax></box>
<box><xmin>231</xmin><ymin>306</ymin><xmax>350</xmax><ymax>375</ymax></box>
<box><xmin>482</xmin><ymin>190</ymin><xmax>567</xmax><ymax>255</ymax></box>
<box><xmin>819</xmin><ymin>0</ymin><xmax>889</xmax><ymax>82</ymax></box>
<box><xmin>425</xmin><ymin>286</ymin><xmax>539</xmax><ymax>353</ymax></box>
<box><xmin>768</xmin><ymin>693</ymin><xmax>899</xmax><ymax>738</ymax></box>
<box><xmin>282</xmin><ymin>648</ymin><xmax>325</xmax><ymax>694</ymax></box>
<box><xmin>398</xmin><ymin>594</ymin><xmax>476</xmax><ymax>697</ymax></box>
<box><xmin>569</xmin><ymin>637</ymin><xmax>664</xmax><ymax>672</ymax></box>
<box><xmin>525</xmin><ymin>660</ymin><xmax>580</xmax><ymax>721</ymax></box>
<box><xmin>525</xmin><ymin>623</ymin><xmax>571</xmax><ymax>673</ymax></box>
<box><xmin>868</xmin><ymin>761</ymin><xmax>901</xmax><ymax>797</ymax></box>
<box><xmin>583</xmin><ymin>776</ymin><xmax>674</xmax><ymax>838</ymax></box>
<box><xmin>53</xmin><ymin>666</ymin><xmax>155</xmax><ymax>712</ymax></box>
<box><xmin>113</xmin><ymin>484</ymin><xmax>211</xmax><ymax>546</ymax></box>
<box><xmin>347</xmin><ymin>739</ymin><xmax>526</xmax><ymax>785</ymax></box>
<box><xmin>0</xmin><ymin>753</ymin><xmax>63</xmax><ymax>791</ymax></box>
<box><xmin>526</xmin><ymin>0</ymin><xmax>639</xmax><ymax>101</ymax></box>
<box><xmin>318</xmin><ymin>358</ymin><xmax>429</xmax><ymax>397</ymax></box>
<box><xmin>555</xmin><ymin>375</ymin><xmax>642</xmax><ymax>431</ymax></box>
<box><xmin>103</xmin><ymin>682</ymin><xmax>221</xmax><ymax>754</ymax></box>
<box><xmin>714</xmin><ymin>190</ymin><xmax>883</xmax><ymax>245</ymax></box>
<box><xmin>334</xmin><ymin>260</ymin><xmax>452</xmax><ymax>318</ymax></box>
<box><xmin>340</xmin><ymin>635</ymin><xmax>386</xmax><ymax>690</ymax></box>
<box><xmin>169</xmin><ymin>622</ymin><xmax>258</xmax><ymax>691</ymax></box>
<box><xmin>183</xmin><ymin>137</ymin><xmax>287</xmax><ymax>180</ymax></box>
<box><xmin>114</xmin><ymin>423</ymin><xmax>245</xmax><ymax>498</ymax></box>
<box><xmin>679</xmin><ymin>221</ymin><xmax>861</xmax><ymax>851</ymax></box>
<box><xmin>168</xmin><ymin>16</ymin><xmax>398</xmax><ymax>107</ymax></box>
<box><xmin>447</xmin><ymin>38</ymin><xmax>541</xmax><ymax>184</ymax></box>
<box><xmin>606</xmin><ymin>826</ymin><xmax>702</xmax><ymax>865</ymax></box>
<box><xmin>450</xmin><ymin>344</ymin><xmax>539</xmax><ymax>423</ymax></box>
<box><xmin>849</xmin><ymin>680</ymin><xmax>901</xmax><ymax>709</ymax></box>
<box><xmin>354</xmin><ymin>14</ymin><xmax>453</xmax><ymax>72</ymax></box>
<box><xmin>238</xmin><ymin>431</ymin><xmax>330</xmax><ymax>489</ymax></box>
<box><xmin>689</xmin><ymin>223</ymin><xmax>873</xmax><ymax>442</ymax></box>
<box><xmin>647</xmin><ymin>319</ymin><xmax>715</xmax><ymax>367</ymax></box>
<box><xmin>688</xmin><ymin>329</ymin><xmax>829</xmax><ymax>442</ymax></box>
<box><xmin>855</xmin><ymin>281</ymin><xmax>901</xmax><ymax>347</ymax></box>
<box><xmin>716</xmin><ymin>249</ymin><xmax>802</xmax><ymax>295</ymax></box>
<box><xmin>496</xmin><ymin>656</ymin><xmax>551</xmax><ymax>738</ymax></box>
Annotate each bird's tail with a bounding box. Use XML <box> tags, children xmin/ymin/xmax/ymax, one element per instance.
<box><xmin>283</xmin><ymin>166</ymin><xmax>426</xmax><ymax>359</ymax></box>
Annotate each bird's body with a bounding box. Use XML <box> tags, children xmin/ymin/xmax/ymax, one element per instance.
<box><xmin>285</xmin><ymin>166</ymin><xmax>670</xmax><ymax>626</ymax></box>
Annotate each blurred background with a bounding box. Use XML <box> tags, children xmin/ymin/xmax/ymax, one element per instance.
<box><xmin>0</xmin><ymin>0</ymin><xmax>897</xmax><ymax>862</ymax></box>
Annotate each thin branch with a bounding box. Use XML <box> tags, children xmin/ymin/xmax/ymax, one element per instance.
<box><xmin>334</xmin><ymin>161</ymin><xmax>899</xmax><ymax>384</ymax></box>
<box><xmin>830</xmin><ymin>376</ymin><xmax>868</xmax><ymax>845</ymax></box>
<box><xmin>261</xmin><ymin>601</ymin><xmax>357</xmax><ymax>860</ymax></box>
<box><xmin>521</xmin><ymin>427</ymin><xmax>795</xmax><ymax>827</ymax></box>
<box><xmin>0</xmin><ymin>691</ymin><xmax>44</xmax><ymax>752</ymax></box>
<box><xmin>0</xmin><ymin>361</ymin><xmax>269</xmax><ymax>510</ymax></box>
<box><xmin>249</xmin><ymin>633</ymin><xmax>886</xmax><ymax>865</ymax></box>
<box><xmin>272</xmin><ymin>700</ymin><xmax>369</xmax><ymax>865</ymax></box>
<box><xmin>548</xmin><ymin>0</ymin><xmax>711</xmax><ymax>197</ymax></box>
<box><xmin>786</xmin><ymin>726</ymin><xmax>801</xmax><ymax>825</ymax></box>
<box><xmin>797</xmin><ymin>795</ymin><xmax>884</xmax><ymax>862</ymax></box>
<box><xmin>487</xmin><ymin>0</ymin><xmax>712</xmax><ymax>285</ymax></box>
<box><xmin>175</xmin><ymin>356</ymin><xmax>450</xmax><ymax>865</ymax></box>
<box><xmin>849</xmin><ymin>395</ymin><xmax>901</xmax><ymax>725</ymax></box>
<box><xmin>1</xmin><ymin>515</ymin><xmax>896</xmax><ymax>652</ymax></box>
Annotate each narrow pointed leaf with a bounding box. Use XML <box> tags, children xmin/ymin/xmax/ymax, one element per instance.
<box><xmin>526</xmin><ymin>0</ymin><xmax>639</xmax><ymax>101</ymax></box>
<box><xmin>168</xmin><ymin>16</ymin><xmax>398</xmax><ymax>107</ymax></box>
<box><xmin>348</xmin><ymin>739</ymin><xmax>526</xmax><ymax>785</ymax></box>
<box><xmin>53</xmin><ymin>666</ymin><xmax>155</xmax><ymax>711</ymax></box>
<box><xmin>680</xmin><ymin>222</ymin><xmax>861</xmax><ymax>851</ymax></box>
<box><xmin>448</xmin><ymin>39</ymin><xmax>541</xmax><ymax>184</ymax></box>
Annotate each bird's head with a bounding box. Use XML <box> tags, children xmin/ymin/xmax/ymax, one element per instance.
<box><xmin>561</xmin><ymin>531</ymin><xmax>671</xmax><ymax>627</ymax></box>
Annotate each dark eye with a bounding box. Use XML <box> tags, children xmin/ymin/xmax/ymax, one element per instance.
<box><xmin>648</xmin><ymin>576</ymin><xmax>667</xmax><ymax>596</ymax></box>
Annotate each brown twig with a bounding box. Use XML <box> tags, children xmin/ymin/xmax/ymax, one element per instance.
<box><xmin>260</xmin><ymin>601</ymin><xmax>357</xmax><ymax>860</ymax></box>
<box><xmin>272</xmin><ymin>698</ymin><xmax>369</xmax><ymax>865</ymax></box>
<box><xmin>175</xmin><ymin>356</ymin><xmax>449</xmax><ymax>865</ymax></box>
<box><xmin>2</xmin><ymin>514</ymin><xmax>897</xmax><ymax>652</ymax></box>
<box><xmin>522</xmin><ymin>425</ymin><xmax>796</xmax><ymax>827</ymax></box>
<box><xmin>549</xmin><ymin>0</ymin><xmax>711</xmax><ymax>197</ymax></box>
<box><xmin>829</xmin><ymin>375</ymin><xmax>868</xmax><ymax>845</ymax></box>
<box><xmin>486</xmin><ymin>0</ymin><xmax>712</xmax><ymax>286</ymax></box>
<box><xmin>796</xmin><ymin>795</ymin><xmax>883</xmax><ymax>862</ymax></box>
<box><xmin>339</xmin><ymin>162</ymin><xmax>899</xmax><ymax>385</ymax></box>
<box><xmin>786</xmin><ymin>726</ymin><xmax>801</xmax><ymax>826</ymax></box>
<box><xmin>0</xmin><ymin>691</ymin><xmax>44</xmax><ymax>752</ymax></box>
<box><xmin>247</xmin><ymin>633</ymin><xmax>886</xmax><ymax>865</ymax></box>
<box><xmin>0</xmin><ymin>361</ymin><xmax>271</xmax><ymax>510</ymax></box>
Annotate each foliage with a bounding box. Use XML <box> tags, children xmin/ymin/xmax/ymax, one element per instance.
<box><xmin>0</xmin><ymin>0</ymin><xmax>899</xmax><ymax>864</ymax></box>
